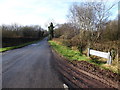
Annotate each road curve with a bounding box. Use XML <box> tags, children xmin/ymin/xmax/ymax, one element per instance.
<box><xmin>2</xmin><ymin>38</ymin><xmax>64</xmax><ymax>88</ymax></box>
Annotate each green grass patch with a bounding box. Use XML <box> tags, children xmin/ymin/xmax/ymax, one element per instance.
<box><xmin>49</xmin><ymin>40</ymin><xmax>89</xmax><ymax>61</ymax></box>
<box><xmin>0</xmin><ymin>40</ymin><xmax>41</xmax><ymax>52</ymax></box>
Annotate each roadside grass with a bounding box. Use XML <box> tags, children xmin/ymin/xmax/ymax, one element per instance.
<box><xmin>0</xmin><ymin>40</ymin><xmax>41</xmax><ymax>52</ymax></box>
<box><xmin>49</xmin><ymin>40</ymin><xmax>119</xmax><ymax>74</ymax></box>
<box><xmin>49</xmin><ymin>40</ymin><xmax>89</xmax><ymax>61</ymax></box>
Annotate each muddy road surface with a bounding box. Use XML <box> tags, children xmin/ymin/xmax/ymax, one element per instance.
<box><xmin>2</xmin><ymin>38</ymin><xmax>64</xmax><ymax>88</ymax></box>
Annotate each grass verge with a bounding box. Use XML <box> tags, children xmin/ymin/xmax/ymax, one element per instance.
<box><xmin>49</xmin><ymin>40</ymin><xmax>119</xmax><ymax>74</ymax></box>
<box><xmin>49</xmin><ymin>40</ymin><xmax>89</xmax><ymax>61</ymax></box>
<box><xmin>0</xmin><ymin>39</ymin><xmax>42</xmax><ymax>52</ymax></box>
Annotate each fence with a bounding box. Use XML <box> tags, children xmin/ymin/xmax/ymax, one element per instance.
<box><xmin>87</xmin><ymin>48</ymin><xmax>112</xmax><ymax>64</ymax></box>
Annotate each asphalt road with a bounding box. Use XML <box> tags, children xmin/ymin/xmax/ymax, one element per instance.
<box><xmin>2</xmin><ymin>38</ymin><xmax>64</xmax><ymax>88</ymax></box>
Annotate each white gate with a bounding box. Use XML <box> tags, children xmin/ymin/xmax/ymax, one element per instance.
<box><xmin>87</xmin><ymin>48</ymin><xmax>112</xmax><ymax>64</ymax></box>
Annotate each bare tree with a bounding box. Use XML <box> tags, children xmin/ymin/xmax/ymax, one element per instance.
<box><xmin>68</xmin><ymin>1</ymin><xmax>117</xmax><ymax>44</ymax></box>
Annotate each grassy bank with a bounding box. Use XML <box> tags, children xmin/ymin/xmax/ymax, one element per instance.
<box><xmin>49</xmin><ymin>41</ymin><xmax>89</xmax><ymax>61</ymax></box>
<box><xmin>0</xmin><ymin>39</ymin><xmax>42</xmax><ymax>52</ymax></box>
<box><xmin>49</xmin><ymin>40</ymin><xmax>119</xmax><ymax>74</ymax></box>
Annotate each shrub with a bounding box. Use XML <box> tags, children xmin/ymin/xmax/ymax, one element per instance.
<box><xmin>62</xmin><ymin>39</ymin><xmax>72</xmax><ymax>47</ymax></box>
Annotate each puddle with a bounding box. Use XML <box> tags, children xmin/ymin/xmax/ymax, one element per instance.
<box><xmin>30</xmin><ymin>43</ymin><xmax>39</xmax><ymax>46</ymax></box>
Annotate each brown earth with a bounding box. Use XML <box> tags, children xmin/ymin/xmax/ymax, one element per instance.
<box><xmin>51</xmin><ymin>47</ymin><xmax>120</xmax><ymax>89</ymax></box>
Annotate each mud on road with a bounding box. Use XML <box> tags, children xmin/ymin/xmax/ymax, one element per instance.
<box><xmin>51</xmin><ymin>47</ymin><xmax>119</xmax><ymax>89</ymax></box>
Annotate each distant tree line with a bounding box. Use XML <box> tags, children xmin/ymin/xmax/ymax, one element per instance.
<box><xmin>1</xmin><ymin>24</ymin><xmax>48</xmax><ymax>47</ymax></box>
<box><xmin>1</xmin><ymin>24</ymin><xmax>47</xmax><ymax>38</ymax></box>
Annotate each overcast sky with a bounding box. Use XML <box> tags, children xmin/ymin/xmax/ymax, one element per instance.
<box><xmin>0</xmin><ymin>0</ymin><xmax>119</xmax><ymax>29</ymax></box>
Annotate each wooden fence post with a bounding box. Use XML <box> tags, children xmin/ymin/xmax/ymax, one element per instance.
<box><xmin>107</xmin><ymin>52</ymin><xmax>110</xmax><ymax>64</ymax></box>
<box><xmin>107</xmin><ymin>52</ymin><xmax>112</xmax><ymax>65</ymax></box>
<box><xmin>87</xmin><ymin>48</ymin><xmax>90</xmax><ymax>57</ymax></box>
<box><xmin>109</xmin><ymin>56</ymin><xmax>112</xmax><ymax>64</ymax></box>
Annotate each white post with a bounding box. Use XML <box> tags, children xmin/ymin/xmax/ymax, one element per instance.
<box><xmin>87</xmin><ymin>48</ymin><xmax>90</xmax><ymax>57</ymax></box>
<box><xmin>108</xmin><ymin>56</ymin><xmax>112</xmax><ymax>65</ymax></box>
<box><xmin>107</xmin><ymin>52</ymin><xmax>112</xmax><ymax>65</ymax></box>
<box><xmin>107</xmin><ymin>52</ymin><xmax>110</xmax><ymax>64</ymax></box>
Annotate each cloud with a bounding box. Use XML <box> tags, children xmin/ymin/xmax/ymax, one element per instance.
<box><xmin>0</xmin><ymin>0</ymin><xmax>118</xmax><ymax>29</ymax></box>
<box><xmin>0</xmin><ymin>0</ymin><xmax>72</xmax><ymax>29</ymax></box>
